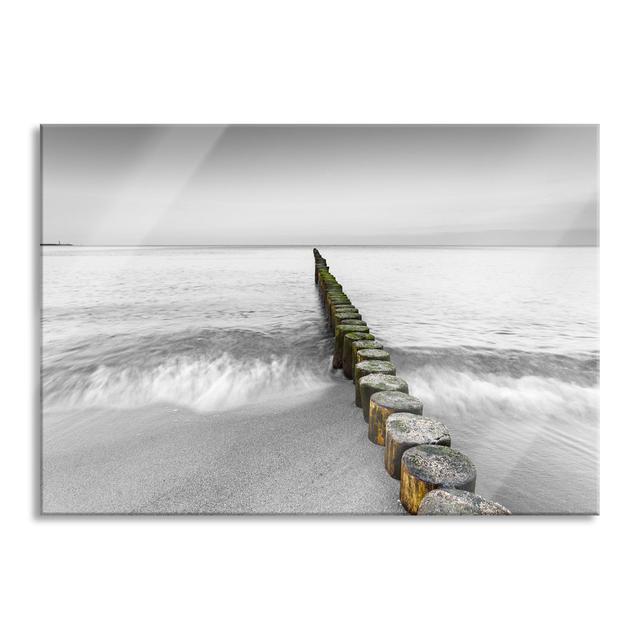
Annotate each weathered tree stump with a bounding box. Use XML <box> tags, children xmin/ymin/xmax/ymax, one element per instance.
<box><xmin>351</xmin><ymin>340</ymin><xmax>384</xmax><ymax>376</ymax></box>
<box><xmin>384</xmin><ymin>414</ymin><xmax>451</xmax><ymax>479</ymax></box>
<box><xmin>400</xmin><ymin>445</ymin><xmax>477</xmax><ymax>514</ymax></box>
<box><xmin>354</xmin><ymin>362</ymin><xmax>397</xmax><ymax>406</ymax></box>
<box><xmin>358</xmin><ymin>374</ymin><xmax>408</xmax><ymax>422</ymax></box>
<box><xmin>356</xmin><ymin>348</ymin><xmax>391</xmax><ymax>364</ymax></box>
<box><xmin>417</xmin><ymin>489</ymin><xmax>511</xmax><ymax>515</ymax></box>
<box><xmin>332</xmin><ymin>324</ymin><xmax>370</xmax><ymax>368</ymax></box>
<box><xmin>368</xmin><ymin>391</ymin><xmax>423</xmax><ymax>446</ymax></box>
<box><xmin>342</xmin><ymin>332</ymin><xmax>374</xmax><ymax>378</ymax></box>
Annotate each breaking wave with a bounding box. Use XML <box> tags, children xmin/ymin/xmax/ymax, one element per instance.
<box><xmin>43</xmin><ymin>328</ymin><xmax>334</xmax><ymax>413</ymax></box>
<box><xmin>405</xmin><ymin>364</ymin><xmax>598</xmax><ymax>426</ymax></box>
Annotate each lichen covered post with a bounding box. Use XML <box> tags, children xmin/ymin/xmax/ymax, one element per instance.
<box><xmin>332</xmin><ymin>310</ymin><xmax>362</xmax><ymax>330</ymax></box>
<box><xmin>351</xmin><ymin>340</ymin><xmax>384</xmax><ymax>374</ymax></box>
<box><xmin>354</xmin><ymin>361</ymin><xmax>397</xmax><ymax>406</ymax></box>
<box><xmin>417</xmin><ymin>489</ymin><xmax>511</xmax><ymax>515</ymax></box>
<box><xmin>333</xmin><ymin>324</ymin><xmax>370</xmax><ymax>368</ymax></box>
<box><xmin>358</xmin><ymin>373</ymin><xmax>408</xmax><ymax>422</ymax></box>
<box><xmin>342</xmin><ymin>332</ymin><xmax>375</xmax><ymax>378</ymax></box>
<box><xmin>356</xmin><ymin>349</ymin><xmax>391</xmax><ymax>364</ymax></box>
<box><xmin>368</xmin><ymin>391</ymin><xmax>423</xmax><ymax>446</ymax></box>
<box><xmin>399</xmin><ymin>445</ymin><xmax>477</xmax><ymax>514</ymax></box>
<box><xmin>384</xmin><ymin>414</ymin><xmax>451</xmax><ymax>479</ymax></box>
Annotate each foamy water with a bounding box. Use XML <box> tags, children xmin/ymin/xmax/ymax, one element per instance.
<box><xmin>42</xmin><ymin>245</ymin><xmax>599</xmax><ymax>513</ymax></box>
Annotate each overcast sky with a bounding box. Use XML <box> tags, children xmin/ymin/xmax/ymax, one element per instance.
<box><xmin>42</xmin><ymin>125</ymin><xmax>598</xmax><ymax>245</ymax></box>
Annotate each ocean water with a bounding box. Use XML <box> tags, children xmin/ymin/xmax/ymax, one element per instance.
<box><xmin>42</xmin><ymin>245</ymin><xmax>599</xmax><ymax>514</ymax></box>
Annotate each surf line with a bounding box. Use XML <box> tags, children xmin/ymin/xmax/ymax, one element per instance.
<box><xmin>313</xmin><ymin>248</ymin><xmax>510</xmax><ymax>516</ymax></box>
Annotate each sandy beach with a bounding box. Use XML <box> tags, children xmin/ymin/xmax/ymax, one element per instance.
<box><xmin>42</xmin><ymin>378</ymin><xmax>405</xmax><ymax>515</ymax></box>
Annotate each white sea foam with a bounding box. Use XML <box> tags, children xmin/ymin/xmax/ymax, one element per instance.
<box><xmin>45</xmin><ymin>353</ymin><xmax>331</xmax><ymax>413</ymax></box>
<box><xmin>406</xmin><ymin>365</ymin><xmax>599</xmax><ymax>425</ymax></box>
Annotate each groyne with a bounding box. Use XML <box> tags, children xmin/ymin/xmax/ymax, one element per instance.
<box><xmin>312</xmin><ymin>248</ymin><xmax>511</xmax><ymax>516</ymax></box>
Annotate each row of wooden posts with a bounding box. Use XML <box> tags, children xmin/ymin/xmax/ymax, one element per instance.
<box><xmin>313</xmin><ymin>248</ymin><xmax>510</xmax><ymax>515</ymax></box>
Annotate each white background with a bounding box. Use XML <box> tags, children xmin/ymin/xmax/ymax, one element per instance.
<box><xmin>1</xmin><ymin>1</ymin><xmax>638</xmax><ymax>638</ymax></box>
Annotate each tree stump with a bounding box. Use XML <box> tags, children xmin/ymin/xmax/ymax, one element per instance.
<box><xmin>354</xmin><ymin>362</ymin><xmax>397</xmax><ymax>406</ymax></box>
<box><xmin>332</xmin><ymin>324</ymin><xmax>370</xmax><ymax>368</ymax></box>
<box><xmin>356</xmin><ymin>348</ymin><xmax>391</xmax><ymax>364</ymax></box>
<box><xmin>368</xmin><ymin>391</ymin><xmax>423</xmax><ymax>446</ymax></box>
<box><xmin>384</xmin><ymin>414</ymin><xmax>451</xmax><ymax>479</ymax></box>
<box><xmin>342</xmin><ymin>332</ymin><xmax>375</xmax><ymax>378</ymax></box>
<box><xmin>417</xmin><ymin>489</ymin><xmax>511</xmax><ymax>515</ymax></box>
<box><xmin>400</xmin><ymin>445</ymin><xmax>477</xmax><ymax>514</ymax></box>
<box><xmin>359</xmin><ymin>374</ymin><xmax>408</xmax><ymax>422</ymax></box>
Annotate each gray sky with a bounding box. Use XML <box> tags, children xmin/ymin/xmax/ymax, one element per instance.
<box><xmin>42</xmin><ymin>125</ymin><xmax>598</xmax><ymax>245</ymax></box>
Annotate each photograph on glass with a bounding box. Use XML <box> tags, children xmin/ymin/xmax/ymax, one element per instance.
<box><xmin>40</xmin><ymin>124</ymin><xmax>599</xmax><ymax>515</ymax></box>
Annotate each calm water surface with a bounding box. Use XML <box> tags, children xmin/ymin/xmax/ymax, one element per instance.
<box><xmin>43</xmin><ymin>246</ymin><xmax>599</xmax><ymax>514</ymax></box>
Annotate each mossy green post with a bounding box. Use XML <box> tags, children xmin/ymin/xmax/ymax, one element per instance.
<box><xmin>332</xmin><ymin>324</ymin><xmax>369</xmax><ymax>368</ymax></box>
<box><xmin>358</xmin><ymin>373</ymin><xmax>408</xmax><ymax>422</ymax></box>
<box><xmin>351</xmin><ymin>340</ymin><xmax>383</xmax><ymax>378</ymax></box>
<box><xmin>342</xmin><ymin>332</ymin><xmax>374</xmax><ymax>378</ymax></box>
<box><xmin>354</xmin><ymin>361</ymin><xmax>397</xmax><ymax>406</ymax></box>
<box><xmin>400</xmin><ymin>445</ymin><xmax>477</xmax><ymax>515</ymax></box>
<box><xmin>368</xmin><ymin>391</ymin><xmax>423</xmax><ymax>446</ymax></box>
<box><xmin>332</xmin><ymin>310</ymin><xmax>362</xmax><ymax>330</ymax></box>
<box><xmin>384</xmin><ymin>414</ymin><xmax>451</xmax><ymax>480</ymax></box>
<box><xmin>330</xmin><ymin>307</ymin><xmax>360</xmax><ymax>329</ymax></box>
<box><xmin>356</xmin><ymin>349</ymin><xmax>391</xmax><ymax>365</ymax></box>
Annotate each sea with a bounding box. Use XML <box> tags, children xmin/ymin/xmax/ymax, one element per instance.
<box><xmin>42</xmin><ymin>245</ymin><xmax>599</xmax><ymax>514</ymax></box>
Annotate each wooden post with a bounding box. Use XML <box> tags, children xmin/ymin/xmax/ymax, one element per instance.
<box><xmin>368</xmin><ymin>391</ymin><xmax>423</xmax><ymax>446</ymax></box>
<box><xmin>351</xmin><ymin>340</ymin><xmax>384</xmax><ymax>376</ymax></box>
<box><xmin>384</xmin><ymin>414</ymin><xmax>451</xmax><ymax>479</ymax></box>
<box><xmin>331</xmin><ymin>310</ymin><xmax>362</xmax><ymax>330</ymax></box>
<box><xmin>354</xmin><ymin>361</ymin><xmax>396</xmax><ymax>406</ymax></box>
<box><xmin>358</xmin><ymin>373</ymin><xmax>408</xmax><ymax>422</ymax></box>
<box><xmin>330</xmin><ymin>306</ymin><xmax>360</xmax><ymax>329</ymax></box>
<box><xmin>417</xmin><ymin>489</ymin><xmax>511</xmax><ymax>515</ymax></box>
<box><xmin>400</xmin><ymin>445</ymin><xmax>477</xmax><ymax>514</ymax></box>
<box><xmin>333</xmin><ymin>324</ymin><xmax>369</xmax><ymax>368</ymax></box>
<box><xmin>355</xmin><ymin>348</ymin><xmax>391</xmax><ymax>364</ymax></box>
<box><xmin>342</xmin><ymin>332</ymin><xmax>374</xmax><ymax>378</ymax></box>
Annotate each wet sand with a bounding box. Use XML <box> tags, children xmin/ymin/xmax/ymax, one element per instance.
<box><xmin>42</xmin><ymin>379</ymin><xmax>405</xmax><ymax>514</ymax></box>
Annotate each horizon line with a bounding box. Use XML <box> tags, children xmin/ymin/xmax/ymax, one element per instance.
<box><xmin>40</xmin><ymin>243</ymin><xmax>599</xmax><ymax>248</ymax></box>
